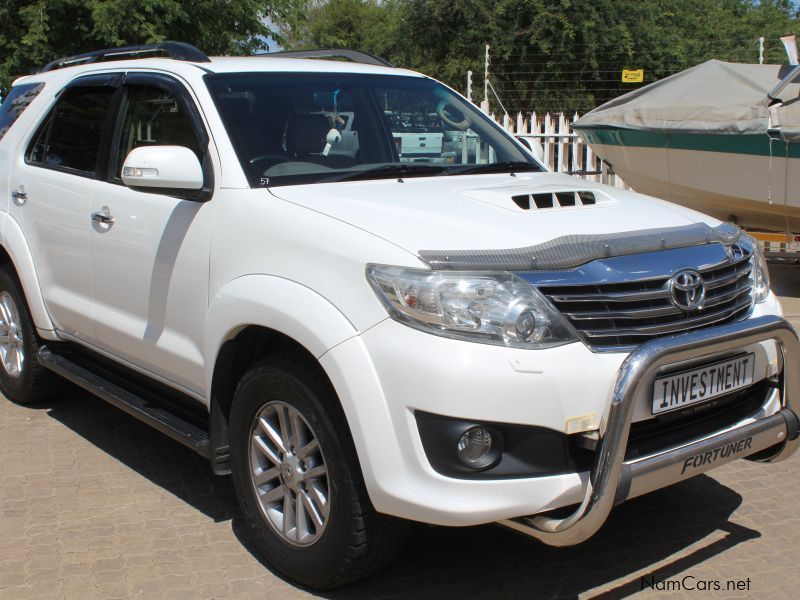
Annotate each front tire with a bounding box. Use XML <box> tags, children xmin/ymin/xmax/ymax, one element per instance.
<box><xmin>0</xmin><ymin>265</ymin><xmax>58</xmax><ymax>404</ymax></box>
<box><xmin>229</xmin><ymin>353</ymin><xmax>407</xmax><ymax>589</ymax></box>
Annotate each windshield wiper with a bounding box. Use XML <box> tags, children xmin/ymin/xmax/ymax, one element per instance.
<box><xmin>445</xmin><ymin>161</ymin><xmax>543</xmax><ymax>176</ymax></box>
<box><xmin>320</xmin><ymin>164</ymin><xmax>448</xmax><ymax>183</ymax></box>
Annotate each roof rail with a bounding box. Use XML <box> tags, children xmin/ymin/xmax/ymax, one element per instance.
<box><xmin>258</xmin><ymin>48</ymin><xmax>395</xmax><ymax>68</ymax></box>
<box><xmin>40</xmin><ymin>42</ymin><xmax>210</xmax><ymax>73</ymax></box>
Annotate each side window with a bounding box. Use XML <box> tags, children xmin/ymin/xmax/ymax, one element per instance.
<box><xmin>27</xmin><ymin>85</ymin><xmax>116</xmax><ymax>175</ymax></box>
<box><xmin>0</xmin><ymin>82</ymin><xmax>45</xmax><ymax>142</ymax></box>
<box><xmin>116</xmin><ymin>85</ymin><xmax>200</xmax><ymax>178</ymax></box>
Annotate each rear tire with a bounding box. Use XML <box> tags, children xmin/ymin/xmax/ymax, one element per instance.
<box><xmin>0</xmin><ymin>265</ymin><xmax>58</xmax><ymax>404</ymax></box>
<box><xmin>229</xmin><ymin>352</ymin><xmax>407</xmax><ymax>589</ymax></box>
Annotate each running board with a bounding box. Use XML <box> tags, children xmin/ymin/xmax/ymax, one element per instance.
<box><xmin>38</xmin><ymin>346</ymin><xmax>210</xmax><ymax>458</ymax></box>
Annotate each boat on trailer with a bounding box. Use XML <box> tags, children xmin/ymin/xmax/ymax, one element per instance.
<box><xmin>573</xmin><ymin>60</ymin><xmax>800</xmax><ymax>261</ymax></box>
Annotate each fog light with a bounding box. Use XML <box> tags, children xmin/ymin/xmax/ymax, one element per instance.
<box><xmin>457</xmin><ymin>427</ymin><xmax>495</xmax><ymax>468</ymax></box>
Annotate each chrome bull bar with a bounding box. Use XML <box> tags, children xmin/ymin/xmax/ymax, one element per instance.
<box><xmin>499</xmin><ymin>315</ymin><xmax>800</xmax><ymax>547</ymax></box>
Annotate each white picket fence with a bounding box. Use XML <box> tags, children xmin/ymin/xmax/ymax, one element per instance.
<box><xmin>493</xmin><ymin>111</ymin><xmax>629</xmax><ymax>189</ymax></box>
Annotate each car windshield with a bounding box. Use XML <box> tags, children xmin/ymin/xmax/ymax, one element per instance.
<box><xmin>205</xmin><ymin>72</ymin><xmax>543</xmax><ymax>187</ymax></box>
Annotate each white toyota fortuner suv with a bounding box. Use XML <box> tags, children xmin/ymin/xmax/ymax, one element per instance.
<box><xmin>0</xmin><ymin>42</ymin><xmax>797</xmax><ymax>589</ymax></box>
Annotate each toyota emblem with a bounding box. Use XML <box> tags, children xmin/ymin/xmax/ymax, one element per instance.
<box><xmin>669</xmin><ymin>269</ymin><xmax>705</xmax><ymax>311</ymax></box>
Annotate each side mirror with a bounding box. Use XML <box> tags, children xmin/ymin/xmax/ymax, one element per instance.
<box><xmin>515</xmin><ymin>135</ymin><xmax>545</xmax><ymax>162</ymax></box>
<box><xmin>121</xmin><ymin>145</ymin><xmax>204</xmax><ymax>192</ymax></box>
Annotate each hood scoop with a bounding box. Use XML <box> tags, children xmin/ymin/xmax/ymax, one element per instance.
<box><xmin>462</xmin><ymin>184</ymin><xmax>616</xmax><ymax>213</ymax></box>
<box><xmin>512</xmin><ymin>190</ymin><xmax>600</xmax><ymax>210</ymax></box>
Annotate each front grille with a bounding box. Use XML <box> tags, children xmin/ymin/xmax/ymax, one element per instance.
<box><xmin>538</xmin><ymin>251</ymin><xmax>754</xmax><ymax>350</ymax></box>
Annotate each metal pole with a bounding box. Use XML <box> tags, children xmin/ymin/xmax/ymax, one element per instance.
<box><xmin>484</xmin><ymin>44</ymin><xmax>490</xmax><ymax>103</ymax></box>
<box><xmin>467</xmin><ymin>70</ymin><xmax>473</xmax><ymax>102</ymax></box>
<box><xmin>759</xmin><ymin>36</ymin><xmax>765</xmax><ymax>65</ymax></box>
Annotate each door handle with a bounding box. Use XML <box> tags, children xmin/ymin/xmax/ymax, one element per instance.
<box><xmin>11</xmin><ymin>190</ymin><xmax>27</xmax><ymax>204</ymax></box>
<box><xmin>90</xmin><ymin>212</ymin><xmax>115</xmax><ymax>226</ymax></box>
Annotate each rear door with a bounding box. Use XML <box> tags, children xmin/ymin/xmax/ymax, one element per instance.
<box><xmin>9</xmin><ymin>75</ymin><xmax>119</xmax><ymax>341</ymax></box>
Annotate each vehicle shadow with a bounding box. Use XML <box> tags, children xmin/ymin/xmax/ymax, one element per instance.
<box><xmin>315</xmin><ymin>482</ymin><xmax>758</xmax><ymax>599</ymax></box>
<box><xmin>41</xmin><ymin>388</ymin><xmax>238</xmax><ymax>523</ymax></box>
<box><xmin>41</xmin><ymin>389</ymin><xmax>759</xmax><ymax>599</ymax></box>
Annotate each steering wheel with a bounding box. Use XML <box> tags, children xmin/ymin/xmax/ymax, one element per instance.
<box><xmin>249</xmin><ymin>154</ymin><xmax>289</xmax><ymax>174</ymax></box>
<box><xmin>436</xmin><ymin>101</ymin><xmax>472</xmax><ymax>130</ymax></box>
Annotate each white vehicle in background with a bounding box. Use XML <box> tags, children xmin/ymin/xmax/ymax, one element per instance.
<box><xmin>0</xmin><ymin>42</ymin><xmax>797</xmax><ymax>590</ymax></box>
<box><xmin>385</xmin><ymin>111</ymin><xmax>446</xmax><ymax>161</ymax></box>
<box><xmin>396</xmin><ymin>130</ymin><xmax>444</xmax><ymax>160</ymax></box>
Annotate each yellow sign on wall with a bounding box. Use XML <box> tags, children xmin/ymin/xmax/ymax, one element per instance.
<box><xmin>622</xmin><ymin>69</ymin><xmax>644</xmax><ymax>83</ymax></box>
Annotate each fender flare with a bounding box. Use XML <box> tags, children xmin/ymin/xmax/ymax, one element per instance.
<box><xmin>204</xmin><ymin>274</ymin><xmax>359</xmax><ymax>396</ymax></box>
<box><xmin>0</xmin><ymin>212</ymin><xmax>56</xmax><ymax>333</ymax></box>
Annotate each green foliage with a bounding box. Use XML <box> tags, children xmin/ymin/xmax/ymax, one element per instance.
<box><xmin>0</xmin><ymin>0</ymin><xmax>303</xmax><ymax>94</ymax></box>
<box><xmin>4</xmin><ymin>0</ymin><xmax>799</xmax><ymax>113</ymax></box>
<box><xmin>290</xmin><ymin>0</ymin><xmax>800</xmax><ymax>113</ymax></box>
<box><xmin>293</xmin><ymin>0</ymin><xmax>395</xmax><ymax>54</ymax></box>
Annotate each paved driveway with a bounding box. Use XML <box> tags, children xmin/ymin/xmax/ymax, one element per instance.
<box><xmin>1</xmin><ymin>268</ymin><xmax>799</xmax><ymax>600</ymax></box>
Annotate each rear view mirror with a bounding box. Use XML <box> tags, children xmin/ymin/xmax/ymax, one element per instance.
<box><xmin>121</xmin><ymin>145</ymin><xmax>204</xmax><ymax>191</ymax></box>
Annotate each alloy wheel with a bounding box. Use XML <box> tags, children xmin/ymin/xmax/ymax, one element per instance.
<box><xmin>0</xmin><ymin>291</ymin><xmax>24</xmax><ymax>378</ymax></box>
<box><xmin>249</xmin><ymin>400</ymin><xmax>331</xmax><ymax>546</ymax></box>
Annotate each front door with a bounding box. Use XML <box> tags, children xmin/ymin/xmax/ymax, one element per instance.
<box><xmin>89</xmin><ymin>75</ymin><xmax>215</xmax><ymax>395</ymax></box>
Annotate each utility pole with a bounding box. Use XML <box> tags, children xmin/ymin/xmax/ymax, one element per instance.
<box><xmin>481</xmin><ymin>44</ymin><xmax>490</xmax><ymax>114</ymax></box>
<box><xmin>759</xmin><ymin>36</ymin><xmax>765</xmax><ymax>64</ymax></box>
<box><xmin>467</xmin><ymin>70</ymin><xmax>473</xmax><ymax>102</ymax></box>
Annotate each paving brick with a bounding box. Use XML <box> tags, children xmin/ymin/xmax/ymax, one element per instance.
<box><xmin>0</xmin><ymin>570</ymin><xmax>27</xmax><ymax>587</ymax></box>
<box><xmin>197</xmin><ymin>582</ymin><xmax>232</xmax><ymax>598</ymax></box>
<box><xmin>92</xmin><ymin>581</ymin><xmax>130</xmax><ymax>600</ymax></box>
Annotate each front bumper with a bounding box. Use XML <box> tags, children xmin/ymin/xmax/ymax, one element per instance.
<box><xmin>499</xmin><ymin>315</ymin><xmax>799</xmax><ymax>546</ymax></box>
<box><xmin>321</xmin><ymin>299</ymin><xmax>792</xmax><ymax>527</ymax></box>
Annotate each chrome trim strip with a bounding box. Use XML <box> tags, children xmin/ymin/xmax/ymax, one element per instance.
<box><xmin>497</xmin><ymin>315</ymin><xmax>800</xmax><ymax>547</ymax></box>
<box><xmin>550</xmin><ymin>288</ymin><xmax>671</xmax><ymax>303</ymax></box>
<box><xmin>566</xmin><ymin>304</ymin><xmax>682</xmax><ymax>320</ymax></box>
<box><xmin>702</xmin><ymin>285</ymin><xmax>752</xmax><ymax>308</ymax></box>
<box><xmin>419</xmin><ymin>223</ymin><xmax>742</xmax><ymax>271</ymax></box>
<box><xmin>705</xmin><ymin>264</ymin><xmax>751</xmax><ymax>290</ymax></box>
<box><xmin>581</xmin><ymin>298</ymin><xmax>752</xmax><ymax>337</ymax></box>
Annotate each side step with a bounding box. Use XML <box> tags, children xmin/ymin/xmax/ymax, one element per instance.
<box><xmin>38</xmin><ymin>346</ymin><xmax>210</xmax><ymax>458</ymax></box>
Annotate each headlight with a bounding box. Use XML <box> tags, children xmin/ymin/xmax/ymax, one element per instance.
<box><xmin>366</xmin><ymin>264</ymin><xmax>578</xmax><ymax>348</ymax></box>
<box><xmin>747</xmin><ymin>236</ymin><xmax>770</xmax><ymax>303</ymax></box>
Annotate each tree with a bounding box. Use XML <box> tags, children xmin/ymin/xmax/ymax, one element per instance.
<box><xmin>0</xmin><ymin>0</ymin><xmax>305</xmax><ymax>94</ymax></box>
<box><xmin>386</xmin><ymin>0</ymin><xmax>800</xmax><ymax>113</ymax></box>
<box><xmin>7</xmin><ymin>0</ymin><xmax>798</xmax><ymax>113</ymax></box>
<box><xmin>291</xmin><ymin>0</ymin><xmax>395</xmax><ymax>55</ymax></box>
<box><xmin>290</xmin><ymin>0</ymin><xmax>800</xmax><ymax>114</ymax></box>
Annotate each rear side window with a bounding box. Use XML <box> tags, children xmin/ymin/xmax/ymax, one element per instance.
<box><xmin>0</xmin><ymin>82</ymin><xmax>44</xmax><ymax>142</ymax></box>
<box><xmin>27</xmin><ymin>85</ymin><xmax>116</xmax><ymax>175</ymax></box>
